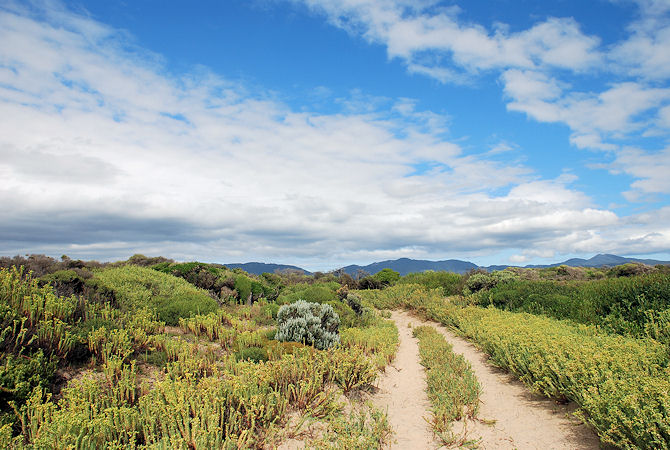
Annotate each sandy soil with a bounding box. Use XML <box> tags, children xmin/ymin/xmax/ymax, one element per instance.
<box><xmin>392</xmin><ymin>309</ymin><xmax>602</xmax><ymax>449</ymax></box>
<box><xmin>371</xmin><ymin>311</ymin><xmax>440</xmax><ymax>449</ymax></box>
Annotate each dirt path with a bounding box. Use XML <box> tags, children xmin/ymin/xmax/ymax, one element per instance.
<box><xmin>392</xmin><ymin>309</ymin><xmax>602</xmax><ymax>449</ymax></box>
<box><xmin>371</xmin><ymin>311</ymin><xmax>440</xmax><ymax>449</ymax></box>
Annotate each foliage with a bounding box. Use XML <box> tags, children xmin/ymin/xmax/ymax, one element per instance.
<box><xmin>0</xmin><ymin>259</ymin><xmax>400</xmax><ymax>448</ymax></box>
<box><xmin>412</xmin><ymin>325</ymin><xmax>479</xmax><ymax>445</ymax></box>
<box><xmin>340</xmin><ymin>319</ymin><xmax>398</xmax><ymax>370</ymax></box>
<box><xmin>234</xmin><ymin>275</ymin><xmax>253</xmax><ymax>304</ymax></box>
<box><xmin>462</xmin><ymin>269</ymin><xmax>517</xmax><ymax>295</ymax></box>
<box><xmin>275</xmin><ymin>300</ymin><xmax>341</xmax><ymax>350</ymax></box>
<box><xmin>357</xmin><ymin>276</ymin><xmax>383</xmax><ymax>290</ymax></box>
<box><xmin>0</xmin><ymin>351</ymin><xmax>57</xmax><ymax>413</ymax></box>
<box><xmin>0</xmin><ymin>254</ymin><xmax>107</xmax><ymax>279</ymax></box>
<box><xmin>93</xmin><ymin>265</ymin><xmax>218</xmax><ymax>325</ymax></box>
<box><xmin>472</xmin><ymin>272</ymin><xmax>670</xmax><ymax>340</ymax></box>
<box><xmin>370</xmin><ymin>282</ymin><xmax>670</xmax><ymax>450</ymax></box>
<box><xmin>346</xmin><ymin>293</ymin><xmax>363</xmax><ymax>315</ymax></box>
<box><xmin>125</xmin><ymin>254</ymin><xmax>174</xmax><ymax>267</ymax></box>
<box><xmin>372</xmin><ymin>268</ymin><xmax>400</xmax><ymax>286</ymax></box>
<box><xmin>234</xmin><ymin>346</ymin><xmax>269</xmax><ymax>363</ymax></box>
<box><xmin>308</xmin><ymin>404</ymin><xmax>394</xmax><ymax>449</ymax></box>
<box><xmin>277</xmin><ymin>282</ymin><xmax>339</xmax><ymax>305</ymax></box>
<box><xmin>398</xmin><ymin>271</ymin><xmax>462</xmax><ymax>295</ymax></box>
<box><xmin>356</xmin><ymin>283</ymin><xmax>427</xmax><ymax>310</ymax></box>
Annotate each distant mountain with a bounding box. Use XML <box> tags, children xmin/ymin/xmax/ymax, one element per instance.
<box><xmin>523</xmin><ymin>253</ymin><xmax>670</xmax><ymax>269</ymax></box>
<box><xmin>224</xmin><ymin>262</ymin><xmax>311</xmax><ymax>275</ymax></box>
<box><xmin>339</xmin><ymin>257</ymin><xmax>477</xmax><ymax>276</ymax></box>
<box><xmin>335</xmin><ymin>254</ymin><xmax>670</xmax><ymax>276</ymax></box>
<box><xmin>224</xmin><ymin>254</ymin><xmax>669</xmax><ymax>277</ymax></box>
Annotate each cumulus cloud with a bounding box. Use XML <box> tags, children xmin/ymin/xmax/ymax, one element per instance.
<box><xmin>503</xmin><ymin>78</ymin><xmax>670</xmax><ymax>149</ymax></box>
<box><xmin>0</xmin><ymin>1</ymin><xmax>668</xmax><ymax>269</ymax></box>
<box><xmin>293</xmin><ymin>0</ymin><xmax>670</xmax><ymax>202</ymax></box>
<box><xmin>610</xmin><ymin>146</ymin><xmax>670</xmax><ymax>198</ymax></box>
<box><xmin>293</xmin><ymin>0</ymin><xmax>602</xmax><ymax>75</ymax></box>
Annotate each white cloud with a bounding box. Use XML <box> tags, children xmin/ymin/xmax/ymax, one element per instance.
<box><xmin>294</xmin><ymin>1</ymin><xmax>602</xmax><ymax>75</ymax></box>
<box><xmin>504</xmin><ymin>78</ymin><xmax>670</xmax><ymax>150</ymax></box>
<box><xmin>294</xmin><ymin>0</ymin><xmax>670</xmax><ymax>203</ymax></box>
<box><xmin>611</xmin><ymin>25</ymin><xmax>670</xmax><ymax>80</ymax></box>
<box><xmin>0</xmin><ymin>1</ymin><xmax>668</xmax><ymax>268</ymax></box>
<box><xmin>610</xmin><ymin>147</ymin><xmax>670</xmax><ymax>197</ymax></box>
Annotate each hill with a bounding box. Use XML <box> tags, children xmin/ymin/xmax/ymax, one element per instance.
<box><xmin>339</xmin><ymin>258</ymin><xmax>477</xmax><ymax>276</ymax></box>
<box><xmin>223</xmin><ymin>262</ymin><xmax>312</xmax><ymax>275</ymax></box>
<box><xmin>337</xmin><ymin>254</ymin><xmax>670</xmax><ymax>276</ymax></box>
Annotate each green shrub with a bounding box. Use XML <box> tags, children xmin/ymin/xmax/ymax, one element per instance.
<box><xmin>606</xmin><ymin>263</ymin><xmax>654</xmax><ymax>278</ymax></box>
<box><xmin>326</xmin><ymin>300</ymin><xmax>360</xmax><ymax>329</ymax></box>
<box><xmin>463</xmin><ymin>270</ymin><xmax>517</xmax><ymax>295</ymax></box>
<box><xmin>372</xmin><ymin>268</ymin><xmax>400</xmax><ymax>286</ymax></box>
<box><xmin>357</xmin><ymin>276</ymin><xmax>383</xmax><ymax>290</ymax></box>
<box><xmin>263</xmin><ymin>302</ymin><xmax>280</xmax><ymax>320</ymax></box>
<box><xmin>277</xmin><ymin>283</ymin><xmax>339</xmax><ymax>305</ymax></box>
<box><xmin>93</xmin><ymin>266</ymin><xmax>218</xmax><ymax>325</ymax></box>
<box><xmin>235</xmin><ymin>347</ymin><xmax>269</xmax><ymax>363</ymax></box>
<box><xmin>473</xmin><ymin>272</ymin><xmax>670</xmax><ymax>338</ymax></box>
<box><xmin>399</xmin><ymin>271</ymin><xmax>462</xmax><ymax>295</ymax></box>
<box><xmin>275</xmin><ymin>300</ymin><xmax>340</xmax><ymax>349</ymax></box>
<box><xmin>0</xmin><ymin>351</ymin><xmax>57</xmax><ymax>410</ymax></box>
<box><xmin>234</xmin><ymin>275</ymin><xmax>252</xmax><ymax>304</ymax></box>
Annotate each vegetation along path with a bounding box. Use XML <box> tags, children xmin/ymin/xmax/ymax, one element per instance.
<box><xmin>387</xmin><ymin>310</ymin><xmax>602</xmax><ymax>449</ymax></box>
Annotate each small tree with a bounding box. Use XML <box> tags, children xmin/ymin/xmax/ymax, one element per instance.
<box><xmin>275</xmin><ymin>300</ymin><xmax>340</xmax><ymax>349</ymax></box>
<box><xmin>373</xmin><ymin>268</ymin><xmax>400</xmax><ymax>286</ymax></box>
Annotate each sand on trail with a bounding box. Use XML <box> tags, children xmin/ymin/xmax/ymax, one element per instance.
<box><xmin>387</xmin><ymin>309</ymin><xmax>602</xmax><ymax>450</ymax></box>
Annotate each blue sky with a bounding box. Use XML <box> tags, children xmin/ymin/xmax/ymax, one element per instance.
<box><xmin>1</xmin><ymin>0</ymin><xmax>669</xmax><ymax>271</ymax></box>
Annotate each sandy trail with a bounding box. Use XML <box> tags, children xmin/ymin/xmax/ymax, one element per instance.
<box><xmin>392</xmin><ymin>309</ymin><xmax>602</xmax><ymax>449</ymax></box>
<box><xmin>371</xmin><ymin>311</ymin><xmax>440</xmax><ymax>449</ymax></box>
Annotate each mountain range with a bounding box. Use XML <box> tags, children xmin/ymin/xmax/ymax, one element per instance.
<box><xmin>224</xmin><ymin>254</ymin><xmax>670</xmax><ymax>276</ymax></box>
<box><xmin>223</xmin><ymin>262</ymin><xmax>312</xmax><ymax>275</ymax></box>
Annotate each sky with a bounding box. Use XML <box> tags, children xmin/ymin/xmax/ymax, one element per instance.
<box><xmin>1</xmin><ymin>0</ymin><xmax>670</xmax><ymax>271</ymax></box>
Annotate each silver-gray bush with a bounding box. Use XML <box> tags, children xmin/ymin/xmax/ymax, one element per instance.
<box><xmin>275</xmin><ymin>300</ymin><xmax>340</xmax><ymax>349</ymax></box>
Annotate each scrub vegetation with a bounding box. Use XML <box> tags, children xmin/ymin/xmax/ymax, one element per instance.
<box><xmin>1</xmin><ymin>254</ymin><xmax>669</xmax><ymax>449</ymax></box>
<box><xmin>412</xmin><ymin>325</ymin><xmax>480</xmax><ymax>445</ymax></box>
<box><xmin>0</xmin><ymin>258</ymin><xmax>398</xmax><ymax>449</ymax></box>
<box><xmin>360</xmin><ymin>265</ymin><xmax>670</xmax><ymax>450</ymax></box>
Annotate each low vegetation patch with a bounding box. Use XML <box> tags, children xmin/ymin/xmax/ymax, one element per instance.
<box><xmin>1</xmin><ymin>264</ymin><xmax>399</xmax><ymax>448</ymax></box>
<box><xmin>469</xmin><ymin>269</ymin><xmax>670</xmax><ymax>341</ymax></box>
<box><xmin>362</xmin><ymin>285</ymin><xmax>670</xmax><ymax>449</ymax></box>
<box><xmin>413</xmin><ymin>325</ymin><xmax>480</xmax><ymax>446</ymax></box>
<box><xmin>93</xmin><ymin>265</ymin><xmax>218</xmax><ymax>325</ymax></box>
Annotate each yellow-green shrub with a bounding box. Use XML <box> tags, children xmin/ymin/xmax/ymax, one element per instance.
<box><xmin>340</xmin><ymin>320</ymin><xmax>399</xmax><ymax>370</ymax></box>
<box><xmin>413</xmin><ymin>325</ymin><xmax>479</xmax><ymax>443</ymax></box>
<box><xmin>93</xmin><ymin>266</ymin><xmax>218</xmax><ymax>325</ymax></box>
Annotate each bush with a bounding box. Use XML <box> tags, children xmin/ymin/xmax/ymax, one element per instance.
<box><xmin>233</xmin><ymin>275</ymin><xmax>252</xmax><ymax>304</ymax></box>
<box><xmin>358</xmin><ymin>276</ymin><xmax>382</xmax><ymax>290</ymax></box>
<box><xmin>473</xmin><ymin>272</ymin><xmax>670</xmax><ymax>338</ymax></box>
<box><xmin>93</xmin><ymin>266</ymin><xmax>218</xmax><ymax>325</ymax></box>
<box><xmin>235</xmin><ymin>347</ymin><xmax>269</xmax><ymax>363</ymax></box>
<box><xmin>372</xmin><ymin>268</ymin><xmax>400</xmax><ymax>286</ymax></box>
<box><xmin>0</xmin><ymin>351</ymin><xmax>57</xmax><ymax>410</ymax></box>
<box><xmin>275</xmin><ymin>300</ymin><xmax>340</xmax><ymax>349</ymax></box>
<box><xmin>462</xmin><ymin>270</ymin><xmax>517</xmax><ymax>295</ymax></box>
<box><xmin>399</xmin><ymin>271</ymin><xmax>462</xmax><ymax>295</ymax></box>
<box><xmin>607</xmin><ymin>263</ymin><xmax>654</xmax><ymax>278</ymax></box>
<box><xmin>346</xmin><ymin>293</ymin><xmax>363</xmax><ymax>315</ymax></box>
<box><xmin>277</xmin><ymin>283</ymin><xmax>339</xmax><ymax>305</ymax></box>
